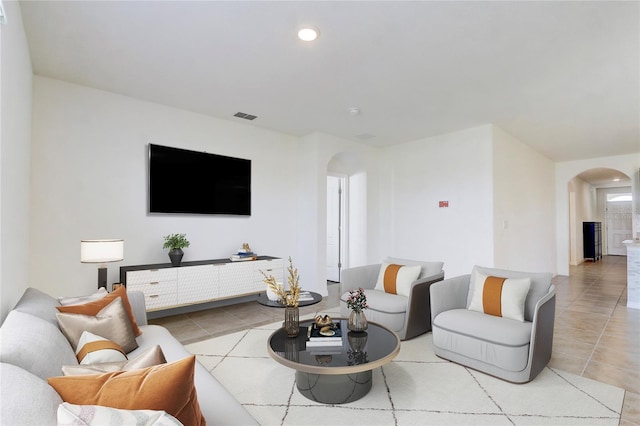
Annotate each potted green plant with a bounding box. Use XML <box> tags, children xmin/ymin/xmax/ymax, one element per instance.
<box><xmin>163</xmin><ymin>233</ymin><xmax>190</xmax><ymax>266</ymax></box>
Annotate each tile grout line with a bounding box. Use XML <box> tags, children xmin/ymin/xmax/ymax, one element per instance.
<box><xmin>579</xmin><ymin>273</ymin><xmax>624</xmax><ymax>377</ymax></box>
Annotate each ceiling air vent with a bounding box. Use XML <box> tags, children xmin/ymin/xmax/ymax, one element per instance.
<box><xmin>233</xmin><ymin>112</ymin><xmax>257</xmax><ymax>121</ymax></box>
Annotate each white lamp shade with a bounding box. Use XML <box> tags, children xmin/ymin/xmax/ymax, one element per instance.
<box><xmin>81</xmin><ymin>239</ymin><xmax>124</xmax><ymax>263</ymax></box>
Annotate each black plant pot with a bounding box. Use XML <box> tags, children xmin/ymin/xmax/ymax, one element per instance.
<box><xmin>168</xmin><ymin>248</ymin><xmax>184</xmax><ymax>266</ymax></box>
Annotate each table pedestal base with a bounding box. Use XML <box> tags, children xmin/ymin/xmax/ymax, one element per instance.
<box><xmin>295</xmin><ymin>370</ymin><xmax>372</xmax><ymax>404</ymax></box>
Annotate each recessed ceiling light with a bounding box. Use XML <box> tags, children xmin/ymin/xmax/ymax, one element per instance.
<box><xmin>298</xmin><ymin>27</ymin><xmax>319</xmax><ymax>42</ymax></box>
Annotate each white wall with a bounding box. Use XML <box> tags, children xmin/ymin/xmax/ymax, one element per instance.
<box><xmin>381</xmin><ymin>125</ymin><xmax>495</xmax><ymax>278</ymax></box>
<box><xmin>29</xmin><ymin>78</ymin><xmax>381</xmax><ymax>298</ymax></box>
<box><xmin>0</xmin><ymin>2</ymin><xmax>33</xmax><ymax>322</ymax></box>
<box><xmin>30</xmin><ymin>77</ymin><xmax>303</xmax><ymax>298</ymax></box>
<box><xmin>556</xmin><ymin>153</ymin><xmax>640</xmax><ymax>276</ymax></box>
<box><xmin>492</xmin><ymin>126</ymin><xmax>556</xmax><ymax>273</ymax></box>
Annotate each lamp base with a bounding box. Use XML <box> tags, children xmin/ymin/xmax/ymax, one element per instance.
<box><xmin>98</xmin><ymin>267</ymin><xmax>107</xmax><ymax>290</ymax></box>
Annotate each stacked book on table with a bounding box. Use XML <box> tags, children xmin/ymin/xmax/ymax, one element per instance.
<box><xmin>298</xmin><ymin>291</ymin><xmax>315</xmax><ymax>302</ymax></box>
<box><xmin>306</xmin><ymin>322</ymin><xmax>344</xmax><ymax>354</ymax></box>
<box><xmin>230</xmin><ymin>249</ymin><xmax>257</xmax><ymax>261</ymax></box>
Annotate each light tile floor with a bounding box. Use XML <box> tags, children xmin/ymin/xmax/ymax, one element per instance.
<box><xmin>151</xmin><ymin>256</ymin><xmax>639</xmax><ymax>425</ymax></box>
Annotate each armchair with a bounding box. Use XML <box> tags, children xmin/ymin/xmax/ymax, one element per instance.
<box><xmin>430</xmin><ymin>265</ymin><xmax>556</xmax><ymax>383</ymax></box>
<box><xmin>339</xmin><ymin>258</ymin><xmax>444</xmax><ymax>340</ymax></box>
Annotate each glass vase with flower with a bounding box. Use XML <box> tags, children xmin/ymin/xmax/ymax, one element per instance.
<box><xmin>346</xmin><ymin>287</ymin><xmax>368</xmax><ymax>332</ymax></box>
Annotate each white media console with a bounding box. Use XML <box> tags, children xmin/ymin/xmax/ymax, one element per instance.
<box><xmin>119</xmin><ymin>256</ymin><xmax>284</xmax><ymax>313</ymax></box>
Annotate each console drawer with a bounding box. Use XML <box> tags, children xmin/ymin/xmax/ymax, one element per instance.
<box><xmin>127</xmin><ymin>269</ymin><xmax>178</xmax><ymax>285</ymax></box>
<box><xmin>142</xmin><ymin>292</ymin><xmax>178</xmax><ymax>311</ymax></box>
<box><xmin>127</xmin><ymin>280</ymin><xmax>176</xmax><ymax>296</ymax></box>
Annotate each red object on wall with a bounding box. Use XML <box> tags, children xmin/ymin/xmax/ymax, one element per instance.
<box><xmin>439</xmin><ymin>201</ymin><xmax>449</xmax><ymax>208</ymax></box>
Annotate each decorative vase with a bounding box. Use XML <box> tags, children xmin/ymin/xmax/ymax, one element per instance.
<box><xmin>284</xmin><ymin>306</ymin><xmax>300</xmax><ymax>337</ymax></box>
<box><xmin>347</xmin><ymin>310</ymin><xmax>368</xmax><ymax>332</ymax></box>
<box><xmin>168</xmin><ymin>248</ymin><xmax>184</xmax><ymax>266</ymax></box>
<box><xmin>266</xmin><ymin>284</ymin><xmax>280</xmax><ymax>302</ymax></box>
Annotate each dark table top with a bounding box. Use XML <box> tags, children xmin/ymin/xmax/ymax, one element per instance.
<box><xmin>256</xmin><ymin>291</ymin><xmax>323</xmax><ymax>307</ymax></box>
<box><xmin>267</xmin><ymin>318</ymin><xmax>400</xmax><ymax>375</ymax></box>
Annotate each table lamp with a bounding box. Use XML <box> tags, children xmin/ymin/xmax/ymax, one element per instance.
<box><xmin>80</xmin><ymin>239</ymin><xmax>124</xmax><ymax>289</ymax></box>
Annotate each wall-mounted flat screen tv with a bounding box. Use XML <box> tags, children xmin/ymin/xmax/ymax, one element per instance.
<box><xmin>149</xmin><ymin>144</ymin><xmax>251</xmax><ymax>215</ymax></box>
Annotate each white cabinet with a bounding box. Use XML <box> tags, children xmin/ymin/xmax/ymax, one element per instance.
<box><xmin>218</xmin><ymin>258</ymin><xmax>284</xmax><ymax>299</ymax></box>
<box><xmin>122</xmin><ymin>257</ymin><xmax>283</xmax><ymax>312</ymax></box>
<box><xmin>126</xmin><ymin>268</ymin><xmax>178</xmax><ymax>311</ymax></box>
<box><xmin>177</xmin><ymin>264</ymin><xmax>219</xmax><ymax>304</ymax></box>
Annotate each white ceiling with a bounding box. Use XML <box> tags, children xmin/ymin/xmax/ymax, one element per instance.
<box><xmin>18</xmin><ymin>0</ymin><xmax>640</xmax><ymax>162</ymax></box>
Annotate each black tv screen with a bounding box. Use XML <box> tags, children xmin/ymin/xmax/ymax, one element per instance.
<box><xmin>149</xmin><ymin>144</ymin><xmax>251</xmax><ymax>215</ymax></box>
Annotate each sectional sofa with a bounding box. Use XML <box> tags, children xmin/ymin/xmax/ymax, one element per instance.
<box><xmin>0</xmin><ymin>287</ymin><xmax>257</xmax><ymax>425</ymax></box>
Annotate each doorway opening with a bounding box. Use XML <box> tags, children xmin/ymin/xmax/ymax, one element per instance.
<box><xmin>605</xmin><ymin>193</ymin><xmax>633</xmax><ymax>255</ymax></box>
<box><xmin>567</xmin><ymin>168</ymin><xmax>632</xmax><ymax>265</ymax></box>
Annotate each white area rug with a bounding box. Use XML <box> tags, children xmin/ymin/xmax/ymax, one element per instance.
<box><xmin>186</xmin><ymin>310</ymin><xmax>624</xmax><ymax>426</ymax></box>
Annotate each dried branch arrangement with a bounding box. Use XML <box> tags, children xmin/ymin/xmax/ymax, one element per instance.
<box><xmin>260</xmin><ymin>256</ymin><xmax>301</xmax><ymax>307</ymax></box>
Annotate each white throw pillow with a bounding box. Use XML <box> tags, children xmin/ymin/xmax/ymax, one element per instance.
<box><xmin>75</xmin><ymin>331</ymin><xmax>127</xmax><ymax>365</ymax></box>
<box><xmin>468</xmin><ymin>271</ymin><xmax>531</xmax><ymax>322</ymax></box>
<box><xmin>58</xmin><ymin>288</ymin><xmax>108</xmax><ymax>306</ymax></box>
<box><xmin>57</xmin><ymin>402</ymin><xmax>182</xmax><ymax>426</ymax></box>
<box><xmin>374</xmin><ymin>263</ymin><xmax>421</xmax><ymax>297</ymax></box>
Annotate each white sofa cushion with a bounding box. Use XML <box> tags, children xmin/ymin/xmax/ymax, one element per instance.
<box><xmin>0</xmin><ymin>363</ymin><xmax>63</xmax><ymax>425</ymax></box>
<box><xmin>12</xmin><ymin>287</ymin><xmax>61</xmax><ymax>325</ymax></box>
<box><xmin>432</xmin><ymin>309</ymin><xmax>532</xmax><ymax>372</ymax></box>
<box><xmin>0</xmin><ymin>310</ymin><xmax>78</xmax><ymax>380</ymax></box>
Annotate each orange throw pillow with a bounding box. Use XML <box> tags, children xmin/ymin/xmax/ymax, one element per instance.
<box><xmin>57</xmin><ymin>286</ymin><xmax>142</xmax><ymax>336</ymax></box>
<box><xmin>48</xmin><ymin>355</ymin><xmax>205</xmax><ymax>426</ymax></box>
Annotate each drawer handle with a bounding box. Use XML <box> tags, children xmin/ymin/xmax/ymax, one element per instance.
<box><xmin>150</xmin><ymin>281</ymin><xmax>159</xmax><ymax>285</ymax></box>
<box><xmin>149</xmin><ymin>295</ymin><xmax>159</xmax><ymax>298</ymax></box>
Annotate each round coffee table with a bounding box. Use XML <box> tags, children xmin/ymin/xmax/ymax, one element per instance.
<box><xmin>256</xmin><ymin>291</ymin><xmax>322</xmax><ymax>307</ymax></box>
<box><xmin>267</xmin><ymin>318</ymin><xmax>400</xmax><ymax>404</ymax></box>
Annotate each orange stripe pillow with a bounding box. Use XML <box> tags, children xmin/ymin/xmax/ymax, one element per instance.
<box><xmin>75</xmin><ymin>331</ymin><xmax>127</xmax><ymax>364</ymax></box>
<box><xmin>468</xmin><ymin>272</ymin><xmax>531</xmax><ymax>321</ymax></box>
<box><xmin>374</xmin><ymin>263</ymin><xmax>421</xmax><ymax>297</ymax></box>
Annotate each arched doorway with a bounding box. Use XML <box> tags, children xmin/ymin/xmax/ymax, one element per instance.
<box><xmin>567</xmin><ymin>168</ymin><xmax>633</xmax><ymax>265</ymax></box>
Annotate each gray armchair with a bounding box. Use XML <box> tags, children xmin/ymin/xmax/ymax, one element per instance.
<box><xmin>430</xmin><ymin>265</ymin><xmax>556</xmax><ymax>383</ymax></box>
<box><xmin>340</xmin><ymin>258</ymin><xmax>444</xmax><ymax>340</ymax></box>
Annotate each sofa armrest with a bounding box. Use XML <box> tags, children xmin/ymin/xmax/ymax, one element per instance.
<box><xmin>528</xmin><ymin>284</ymin><xmax>556</xmax><ymax>379</ymax></box>
<box><xmin>340</xmin><ymin>264</ymin><xmax>381</xmax><ymax>294</ymax></box>
<box><xmin>127</xmin><ymin>290</ymin><xmax>148</xmax><ymax>326</ymax></box>
<box><xmin>404</xmin><ymin>271</ymin><xmax>445</xmax><ymax>338</ymax></box>
<box><xmin>429</xmin><ymin>274</ymin><xmax>471</xmax><ymax>321</ymax></box>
